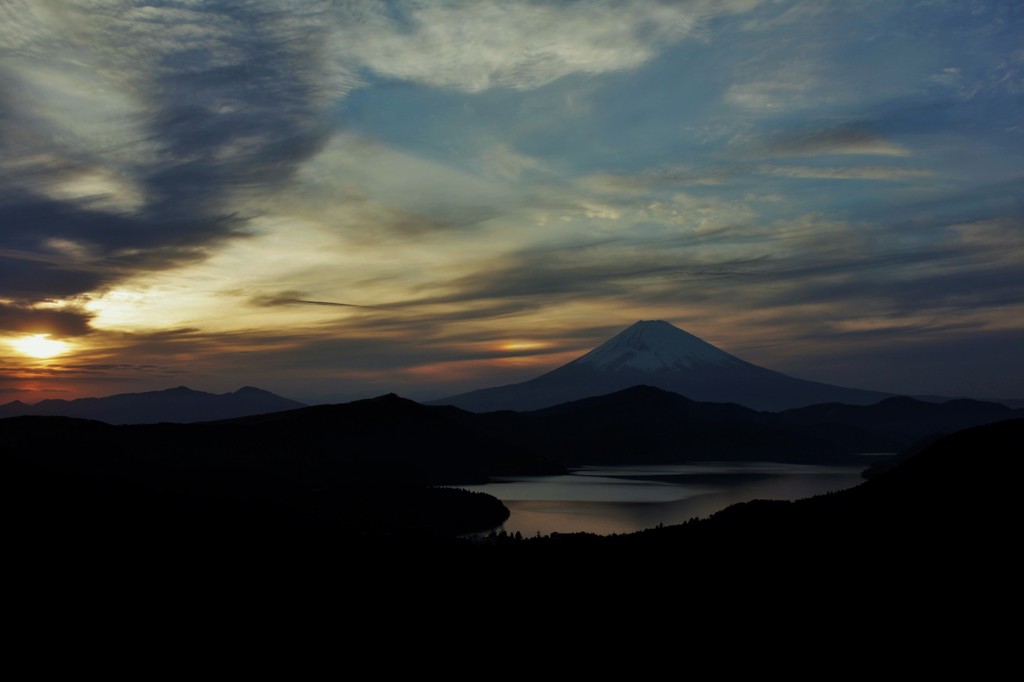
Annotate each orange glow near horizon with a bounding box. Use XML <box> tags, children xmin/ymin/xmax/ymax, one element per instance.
<box><xmin>499</xmin><ymin>340</ymin><xmax>549</xmax><ymax>352</ymax></box>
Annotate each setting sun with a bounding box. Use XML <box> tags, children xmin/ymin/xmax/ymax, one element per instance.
<box><xmin>10</xmin><ymin>334</ymin><xmax>71</xmax><ymax>359</ymax></box>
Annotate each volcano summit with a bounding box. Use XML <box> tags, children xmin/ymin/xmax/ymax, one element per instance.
<box><xmin>438</xmin><ymin>320</ymin><xmax>892</xmax><ymax>412</ymax></box>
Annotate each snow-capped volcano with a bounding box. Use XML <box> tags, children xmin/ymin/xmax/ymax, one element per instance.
<box><xmin>436</xmin><ymin>320</ymin><xmax>892</xmax><ymax>412</ymax></box>
<box><xmin>571</xmin><ymin>320</ymin><xmax>741</xmax><ymax>372</ymax></box>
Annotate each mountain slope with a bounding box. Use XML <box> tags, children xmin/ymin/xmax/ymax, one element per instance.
<box><xmin>550</xmin><ymin>418</ymin><xmax>1024</xmax><ymax>581</ymax></box>
<box><xmin>0</xmin><ymin>393</ymin><xmax>546</xmax><ymax>538</ymax></box>
<box><xmin>509</xmin><ymin>385</ymin><xmax>892</xmax><ymax>463</ymax></box>
<box><xmin>778</xmin><ymin>395</ymin><xmax>1022</xmax><ymax>445</ymax></box>
<box><xmin>437</xmin><ymin>320</ymin><xmax>892</xmax><ymax>412</ymax></box>
<box><xmin>0</xmin><ymin>385</ymin><xmax>306</xmax><ymax>424</ymax></box>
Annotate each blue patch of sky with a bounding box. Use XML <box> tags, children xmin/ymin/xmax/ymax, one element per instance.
<box><xmin>511</xmin><ymin>46</ymin><xmax>735</xmax><ymax>174</ymax></box>
<box><xmin>338</xmin><ymin>39</ymin><xmax>738</xmax><ymax>177</ymax></box>
<box><xmin>335</xmin><ymin>0</ymin><xmax>1020</xmax><ymax>231</ymax></box>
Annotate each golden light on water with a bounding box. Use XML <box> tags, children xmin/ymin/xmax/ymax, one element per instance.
<box><xmin>9</xmin><ymin>334</ymin><xmax>72</xmax><ymax>359</ymax></box>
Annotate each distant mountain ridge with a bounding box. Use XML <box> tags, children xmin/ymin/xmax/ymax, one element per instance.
<box><xmin>0</xmin><ymin>385</ymin><xmax>306</xmax><ymax>424</ymax></box>
<box><xmin>437</xmin><ymin>320</ymin><xmax>894</xmax><ymax>412</ymax></box>
<box><xmin>507</xmin><ymin>385</ymin><xmax>885</xmax><ymax>463</ymax></box>
<box><xmin>508</xmin><ymin>385</ymin><xmax>1022</xmax><ymax>459</ymax></box>
<box><xmin>777</xmin><ymin>395</ymin><xmax>1021</xmax><ymax>445</ymax></box>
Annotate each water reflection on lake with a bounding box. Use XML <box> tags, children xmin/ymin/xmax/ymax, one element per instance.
<box><xmin>458</xmin><ymin>462</ymin><xmax>869</xmax><ymax>536</ymax></box>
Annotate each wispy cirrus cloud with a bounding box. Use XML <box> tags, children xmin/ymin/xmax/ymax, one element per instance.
<box><xmin>758</xmin><ymin>165</ymin><xmax>934</xmax><ymax>181</ymax></box>
<box><xmin>252</xmin><ymin>291</ymin><xmax>378</xmax><ymax>310</ymax></box>
<box><xmin>725</xmin><ymin>73</ymin><xmax>822</xmax><ymax>112</ymax></box>
<box><xmin>332</xmin><ymin>0</ymin><xmax>762</xmax><ymax>92</ymax></box>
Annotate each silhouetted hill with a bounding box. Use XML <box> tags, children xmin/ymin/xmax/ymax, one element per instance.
<box><xmin>0</xmin><ymin>401</ymin><xmax>518</xmax><ymax>541</ymax></box>
<box><xmin>0</xmin><ymin>385</ymin><xmax>306</xmax><ymax>424</ymax></box>
<box><xmin>632</xmin><ymin>418</ymin><xmax>1020</xmax><ymax>551</ymax></box>
<box><xmin>196</xmin><ymin>392</ymin><xmax>562</xmax><ymax>481</ymax></box>
<box><xmin>0</xmin><ymin>392</ymin><xmax>561</xmax><ymax>485</ymax></box>
<box><xmin>505</xmin><ymin>385</ymin><xmax>893</xmax><ymax>464</ymax></box>
<box><xmin>209</xmin><ymin>387</ymin><xmax>901</xmax><ymax>468</ymax></box>
<box><xmin>6</xmin><ymin>388</ymin><xmax>1014</xmax><ymax>548</ymax></box>
<box><xmin>494</xmin><ymin>418</ymin><xmax>1022</xmax><ymax>588</ymax></box>
<box><xmin>0</xmin><ymin>393</ymin><xmax>585</xmax><ymax>541</ymax></box>
<box><xmin>6</xmin><ymin>391</ymin><xmax>1017</xmax><ymax>608</ymax></box>
<box><xmin>777</xmin><ymin>395</ymin><xmax>1022</xmax><ymax>447</ymax></box>
<box><xmin>0</xmin><ymin>387</ymin><xmax>893</xmax><ymax>557</ymax></box>
<box><xmin>438</xmin><ymin>320</ymin><xmax>893</xmax><ymax>411</ymax></box>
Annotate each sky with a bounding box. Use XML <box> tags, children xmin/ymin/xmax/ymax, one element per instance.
<box><xmin>1</xmin><ymin>0</ymin><xmax>1022</xmax><ymax>404</ymax></box>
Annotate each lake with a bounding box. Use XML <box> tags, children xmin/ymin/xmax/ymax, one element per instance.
<box><xmin>458</xmin><ymin>461</ymin><xmax>874</xmax><ymax>536</ymax></box>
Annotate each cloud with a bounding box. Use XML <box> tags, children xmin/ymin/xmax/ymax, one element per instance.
<box><xmin>699</xmin><ymin>216</ymin><xmax>1024</xmax><ymax>329</ymax></box>
<box><xmin>0</xmin><ymin>0</ymin><xmax>356</xmax><ymax>306</ymax></box>
<box><xmin>288</xmin><ymin>133</ymin><xmax>513</xmax><ymax>236</ymax></box>
<box><xmin>406</xmin><ymin>238</ymin><xmax>772</xmax><ymax>309</ymax></box>
<box><xmin>927</xmin><ymin>50</ymin><xmax>1024</xmax><ymax>100</ymax></box>
<box><xmin>725</xmin><ymin>77</ymin><xmax>816</xmax><ymax>112</ymax></box>
<box><xmin>0</xmin><ymin>301</ymin><xmax>94</xmax><ymax>337</ymax></box>
<box><xmin>252</xmin><ymin>292</ymin><xmax>376</xmax><ymax>309</ymax></box>
<box><xmin>723</xmin><ymin>45</ymin><xmax>832</xmax><ymax>114</ymax></box>
<box><xmin>758</xmin><ymin>165</ymin><xmax>934</xmax><ymax>181</ymax></box>
<box><xmin>759</xmin><ymin>124</ymin><xmax>911</xmax><ymax>157</ymax></box>
<box><xmin>740</xmin><ymin>2</ymin><xmax>825</xmax><ymax>32</ymax></box>
<box><xmin>332</xmin><ymin>0</ymin><xmax>762</xmax><ymax>92</ymax></box>
<box><xmin>61</xmin><ymin>363</ymin><xmax>185</xmax><ymax>375</ymax></box>
<box><xmin>2</xmin><ymin>1</ymin><xmax>1022</xmax><ymax>402</ymax></box>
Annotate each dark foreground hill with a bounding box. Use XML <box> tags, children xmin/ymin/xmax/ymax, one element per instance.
<box><xmin>4</xmin><ymin>385</ymin><xmax>1016</xmax><ymax>547</ymax></box>
<box><xmin>0</xmin><ymin>393</ymin><xmax>546</xmax><ymax>540</ymax></box>
<box><xmin>453</xmin><ymin>417</ymin><xmax>1022</xmax><ymax>606</ymax></box>
<box><xmin>537</xmin><ymin>418</ymin><xmax>1021</xmax><ymax>558</ymax></box>
<box><xmin>4</xmin><ymin>385</ymin><xmax>1018</xmax><ymax>633</ymax></box>
<box><xmin>6</xmin><ymin>409</ymin><xmax>1017</xmax><ymax>607</ymax></box>
<box><xmin>3</xmin><ymin>385</ymin><xmax>1014</xmax><ymax>544</ymax></box>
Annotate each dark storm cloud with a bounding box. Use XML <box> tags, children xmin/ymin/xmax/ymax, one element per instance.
<box><xmin>0</xmin><ymin>1</ymin><xmax>353</xmax><ymax>313</ymax></box>
<box><xmin>0</xmin><ymin>186</ymin><xmax>240</xmax><ymax>304</ymax></box>
<box><xmin>0</xmin><ymin>254</ymin><xmax>103</xmax><ymax>301</ymax></box>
